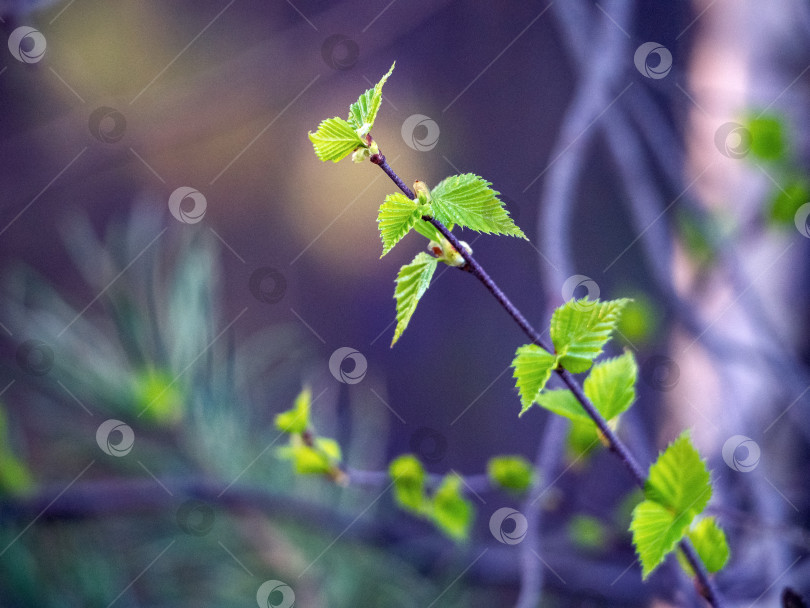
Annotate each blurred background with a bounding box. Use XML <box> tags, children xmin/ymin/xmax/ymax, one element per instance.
<box><xmin>0</xmin><ymin>0</ymin><xmax>809</xmax><ymax>606</ymax></box>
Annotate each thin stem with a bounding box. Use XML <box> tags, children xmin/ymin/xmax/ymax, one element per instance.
<box><xmin>370</xmin><ymin>153</ymin><xmax>415</xmax><ymax>199</ymax></box>
<box><xmin>371</xmin><ymin>154</ymin><xmax>725</xmax><ymax>608</ymax></box>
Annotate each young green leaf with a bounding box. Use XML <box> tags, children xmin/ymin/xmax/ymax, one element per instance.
<box><xmin>274</xmin><ymin>386</ymin><xmax>311</xmax><ymax>434</ymax></box>
<box><xmin>429</xmin><ymin>174</ymin><xmax>526</xmax><ymax>238</ymax></box>
<box><xmin>566</xmin><ymin>417</ymin><xmax>602</xmax><ymax>460</ymax></box>
<box><xmin>582</xmin><ymin>350</ymin><xmax>637</xmax><ymax>421</ymax></box>
<box><xmin>768</xmin><ymin>176</ymin><xmax>810</xmax><ymax>226</ymax></box>
<box><xmin>430</xmin><ymin>474</ymin><xmax>473</xmax><ymax>541</ymax></box>
<box><xmin>744</xmin><ymin>113</ymin><xmax>786</xmax><ymax>162</ymax></box>
<box><xmin>630</xmin><ymin>499</ymin><xmax>691</xmax><ymax>579</ymax></box>
<box><xmin>512</xmin><ymin>344</ymin><xmax>558</xmax><ymax>415</ymax></box>
<box><xmin>550</xmin><ymin>298</ymin><xmax>630</xmax><ymax>373</ymax></box>
<box><xmin>378</xmin><ymin>193</ymin><xmax>424</xmax><ymax>257</ymax></box>
<box><xmin>0</xmin><ymin>404</ymin><xmax>34</xmax><ymax>496</ymax></box>
<box><xmin>630</xmin><ymin>431</ymin><xmax>714</xmax><ymax>578</ymax></box>
<box><xmin>680</xmin><ymin>517</ymin><xmax>730</xmax><ymax>574</ymax></box>
<box><xmin>532</xmin><ymin>351</ymin><xmax>637</xmax><ymax>423</ymax></box>
<box><xmin>568</xmin><ymin>515</ymin><xmax>608</xmax><ymax>551</ymax></box>
<box><xmin>392</xmin><ymin>252</ymin><xmax>438</xmax><ymax>346</ymax></box>
<box><xmin>413</xmin><ymin>217</ymin><xmax>444</xmax><ymax>242</ymax></box>
<box><xmin>315</xmin><ymin>437</ymin><xmax>342</xmax><ymax>462</ymax></box>
<box><xmin>645</xmin><ymin>431</ymin><xmax>711</xmax><ymax>518</ymax></box>
<box><xmin>278</xmin><ymin>434</ymin><xmax>341</xmax><ymax>475</ymax></box>
<box><xmin>308</xmin><ymin>117</ymin><xmax>365</xmax><ymax>162</ymax></box>
<box><xmin>347</xmin><ymin>62</ymin><xmax>395</xmax><ymax>136</ymax></box>
<box><xmin>389</xmin><ymin>454</ymin><xmax>428</xmax><ymax>513</ymax></box>
<box><xmin>534</xmin><ymin>389</ymin><xmax>587</xmax><ymax>421</ymax></box>
<box><xmin>487</xmin><ymin>455</ymin><xmax>535</xmax><ymax>492</ymax></box>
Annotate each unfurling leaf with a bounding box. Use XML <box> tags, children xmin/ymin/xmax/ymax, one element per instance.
<box><xmin>550</xmin><ymin>298</ymin><xmax>630</xmax><ymax>373</ymax></box>
<box><xmin>392</xmin><ymin>253</ymin><xmax>438</xmax><ymax>346</ymax></box>
<box><xmin>512</xmin><ymin>344</ymin><xmax>557</xmax><ymax>414</ymax></box>
<box><xmin>308</xmin><ymin>117</ymin><xmax>365</xmax><ymax>162</ymax></box>
<box><xmin>274</xmin><ymin>387</ymin><xmax>311</xmax><ymax>434</ymax></box>
<box><xmin>429</xmin><ymin>174</ymin><xmax>526</xmax><ymax>238</ymax></box>
<box><xmin>348</xmin><ymin>62</ymin><xmax>395</xmax><ymax>136</ymax></box>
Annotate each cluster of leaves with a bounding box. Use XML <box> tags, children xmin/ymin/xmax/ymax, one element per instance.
<box><xmin>307</xmin><ymin>61</ymin><xmax>729</xmax><ymax>584</ymax></box>
<box><xmin>513</xmin><ymin>298</ymin><xmax>728</xmax><ymax>577</ymax></box>
<box><xmin>388</xmin><ymin>455</ymin><xmax>472</xmax><ymax>541</ymax></box>
<box><xmin>631</xmin><ymin>432</ymin><xmax>729</xmax><ymax>578</ymax></box>
<box><xmin>389</xmin><ymin>454</ymin><xmax>535</xmax><ymax>541</ymax></box>
<box><xmin>309</xmin><ymin>64</ymin><xmax>525</xmax><ymax>346</ymax></box>
<box><xmin>274</xmin><ymin>386</ymin><xmax>537</xmax><ymax>541</ymax></box>
<box><xmin>308</xmin><ymin>63</ymin><xmax>394</xmax><ymax>163</ymax></box>
<box><xmin>274</xmin><ymin>387</ymin><xmax>343</xmax><ymax>481</ymax></box>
